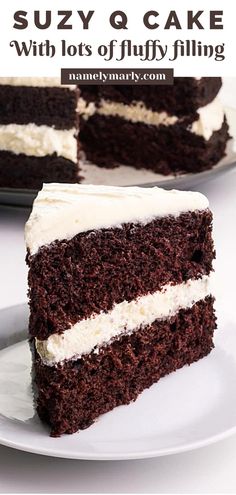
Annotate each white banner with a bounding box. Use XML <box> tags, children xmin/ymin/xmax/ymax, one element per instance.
<box><xmin>0</xmin><ymin>0</ymin><xmax>235</xmax><ymax>77</ymax></box>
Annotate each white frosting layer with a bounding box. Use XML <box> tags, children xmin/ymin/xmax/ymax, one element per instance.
<box><xmin>191</xmin><ymin>97</ymin><xmax>225</xmax><ymax>140</ymax></box>
<box><xmin>36</xmin><ymin>275</ymin><xmax>211</xmax><ymax>365</ymax></box>
<box><xmin>0</xmin><ymin>77</ymin><xmax>76</xmax><ymax>89</ymax></box>
<box><xmin>78</xmin><ymin>96</ymin><xmax>224</xmax><ymax>140</ymax></box>
<box><xmin>78</xmin><ymin>98</ymin><xmax>178</xmax><ymax>127</ymax></box>
<box><xmin>0</xmin><ymin>124</ymin><xmax>77</xmax><ymax>162</ymax></box>
<box><xmin>25</xmin><ymin>183</ymin><xmax>209</xmax><ymax>255</ymax></box>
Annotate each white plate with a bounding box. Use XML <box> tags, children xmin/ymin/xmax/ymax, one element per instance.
<box><xmin>0</xmin><ymin>106</ymin><xmax>235</xmax><ymax>207</ymax></box>
<box><xmin>0</xmin><ymin>304</ymin><xmax>236</xmax><ymax>460</ymax></box>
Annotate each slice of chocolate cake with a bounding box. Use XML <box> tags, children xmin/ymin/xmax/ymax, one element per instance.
<box><xmin>79</xmin><ymin>77</ymin><xmax>229</xmax><ymax>174</ymax></box>
<box><xmin>25</xmin><ymin>183</ymin><xmax>216</xmax><ymax>436</ymax></box>
<box><xmin>0</xmin><ymin>78</ymin><xmax>80</xmax><ymax>189</ymax></box>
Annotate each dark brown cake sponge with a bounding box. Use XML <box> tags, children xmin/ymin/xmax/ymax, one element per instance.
<box><xmin>80</xmin><ymin>78</ymin><xmax>222</xmax><ymax>117</ymax></box>
<box><xmin>80</xmin><ymin>117</ymin><xmax>229</xmax><ymax>174</ymax></box>
<box><xmin>33</xmin><ymin>296</ymin><xmax>216</xmax><ymax>437</ymax></box>
<box><xmin>27</xmin><ymin>210</ymin><xmax>215</xmax><ymax>340</ymax></box>
<box><xmin>0</xmin><ymin>152</ymin><xmax>80</xmax><ymax>189</ymax></box>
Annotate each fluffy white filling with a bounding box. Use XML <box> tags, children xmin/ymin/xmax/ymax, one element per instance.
<box><xmin>78</xmin><ymin>96</ymin><xmax>224</xmax><ymax>140</ymax></box>
<box><xmin>77</xmin><ymin>98</ymin><xmax>179</xmax><ymax>127</ymax></box>
<box><xmin>36</xmin><ymin>275</ymin><xmax>211</xmax><ymax>365</ymax></box>
<box><xmin>0</xmin><ymin>123</ymin><xmax>78</xmax><ymax>162</ymax></box>
<box><xmin>191</xmin><ymin>97</ymin><xmax>225</xmax><ymax>140</ymax></box>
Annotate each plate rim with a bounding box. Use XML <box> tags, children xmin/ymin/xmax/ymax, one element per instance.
<box><xmin>0</xmin><ymin>416</ymin><xmax>236</xmax><ymax>461</ymax></box>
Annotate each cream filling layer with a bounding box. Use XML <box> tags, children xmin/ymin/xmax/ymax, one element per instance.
<box><xmin>25</xmin><ymin>184</ymin><xmax>209</xmax><ymax>255</ymax></box>
<box><xmin>77</xmin><ymin>98</ymin><xmax>179</xmax><ymax>127</ymax></box>
<box><xmin>191</xmin><ymin>98</ymin><xmax>225</xmax><ymax>140</ymax></box>
<box><xmin>0</xmin><ymin>77</ymin><xmax>76</xmax><ymax>89</ymax></box>
<box><xmin>36</xmin><ymin>275</ymin><xmax>211</xmax><ymax>365</ymax></box>
<box><xmin>78</xmin><ymin>96</ymin><xmax>224</xmax><ymax>140</ymax></box>
<box><xmin>0</xmin><ymin>123</ymin><xmax>78</xmax><ymax>162</ymax></box>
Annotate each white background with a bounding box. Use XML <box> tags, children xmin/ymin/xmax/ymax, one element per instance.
<box><xmin>0</xmin><ymin>0</ymin><xmax>235</xmax><ymax>76</ymax></box>
<box><xmin>0</xmin><ymin>78</ymin><xmax>236</xmax><ymax>493</ymax></box>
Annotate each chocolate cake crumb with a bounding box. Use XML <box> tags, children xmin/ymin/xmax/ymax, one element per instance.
<box><xmin>80</xmin><ymin>117</ymin><xmax>229</xmax><ymax>174</ymax></box>
<box><xmin>27</xmin><ymin>210</ymin><xmax>215</xmax><ymax>340</ymax></box>
<box><xmin>0</xmin><ymin>86</ymin><xmax>79</xmax><ymax>129</ymax></box>
<box><xmin>80</xmin><ymin>78</ymin><xmax>222</xmax><ymax>117</ymax></box>
<box><xmin>0</xmin><ymin>152</ymin><xmax>80</xmax><ymax>189</ymax></box>
<box><xmin>33</xmin><ymin>297</ymin><xmax>216</xmax><ymax>437</ymax></box>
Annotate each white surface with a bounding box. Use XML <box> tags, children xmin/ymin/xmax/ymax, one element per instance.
<box><xmin>37</xmin><ymin>276</ymin><xmax>212</xmax><ymax>365</ymax></box>
<box><xmin>0</xmin><ymin>79</ymin><xmax>236</xmax><ymax>492</ymax></box>
<box><xmin>26</xmin><ymin>183</ymin><xmax>209</xmax><ymax>254</ymax></box>
<box><xmin>0</xmin><ymin>304</ymin><xmax>236</xmax><ymax>461</ymax></box>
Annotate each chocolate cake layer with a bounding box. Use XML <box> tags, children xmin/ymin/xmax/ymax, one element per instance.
<box><xmin>0</xmin><ymin>152</ymin><xmax>79</xmax><ymax>189</ymax></box>
<box><xmin>27</xmin><ymin>210</ymin><xmax>214</xmax><ymax>340</ymax></box>
<box><xmin>33</xmin><ymin>296</ymin><xmax>216</xmax><ymax>436</ymax></box>
<box><xmin>80</xmin><ymin>78</ymin><xmax>222</xmax><ymax>117</ymax></box>
<box><xmin>0</xmin><ymin>86</ymin><xmax>79</xmax><ymax>129</ymax></box>
<box><xmin>80</xmin><ymin>116</ymin><xmax>229</xmax><ymax>174</ymax></box>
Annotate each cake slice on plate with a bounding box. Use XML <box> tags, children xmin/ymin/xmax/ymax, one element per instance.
<box><xmin>25</xmin><ymin>184</ymin><xmax>216</xmax><ymax>436</ymax></box>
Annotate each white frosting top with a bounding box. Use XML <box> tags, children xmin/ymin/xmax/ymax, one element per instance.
<box><xmin>0</xmin><ymin>77</ymin><xmax>76</xmax><ymax>89</ymax></box>
<box><xmin>36</xmin><ymin>275</ymin><xmax>211</xmax><ymax>365</ymax></box>
<box><xmin>25</xmin><ymin>183</ymin><xmax>209</xmax><ymax>255</ymax></box>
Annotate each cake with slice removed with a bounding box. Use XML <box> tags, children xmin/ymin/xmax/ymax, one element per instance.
<box><xmin>79</xmin><ymin>77</ymin><xmax>229</xmax><ymax>174</ymax></box>
<box><xmin>25</xmin><ymin>183</ymin><xmax>216</xmax><ymax>436</ymax></box>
